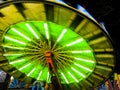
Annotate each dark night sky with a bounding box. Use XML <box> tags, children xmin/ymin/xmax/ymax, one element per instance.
<box><xmin>63</xmin><ymin>0</ymin><xmax>120</xmax><ymax>73</ymax></box>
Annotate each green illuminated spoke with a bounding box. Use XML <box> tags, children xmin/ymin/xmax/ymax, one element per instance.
<box><xmin>52</xmin><ymin>29</ymin><xmax>67</xmax><ymax>50</ymax></box>
<box><xmin>71</xmin><ymin>67</ymin><xmax>86</xmax><ymax>78</ymax></box>
<box><xmin>2</xmin><ymin>45</ymin><xmax>40</xmax><ymax>51</ymax></box>
<box><xmin>61</xmin><ymin>72</ymin><xmax>69</xmax><ymax>84</ymax></box>
<box><xmin>74</xmin><ymin>63</ymin><xmax>92</xmax><ymax>72</ymax></box>
<box><xmin>29</xmin><ymin>55</ymin><xmax>44</xmax><ymax>61</ymax></box>
<box><xmin>44</xmin><ymin>22</ymin><xmax>51</xmax><ymax>48</ymax></box>
<box><xmin>55</xmin><ymin>56</ymin><xmax>67</xmax><ymax>70</ymax></box>
<box><xmin>54</xmin><ymin>38</ymin><xmax>83</xmax><ymax>51</ymax></box>
<box><xmin>27</xmin><ymin>68</ymin><xmax>36</xmax><ymax>76</ymax></box>
<box><xmin>3</xmin><ymin>53</ymin><xmax>23</xmax><ymax>56</ymax></box>
<box><xmin>75</xmin><ymin>57</ymin><xmax>95</xmax><ymax>63</ymax></box>
<box><xmin>37</xmin><ymin>70</ymin><xmax>42</xmax><ymax>80</ymax></box>
<box><xmin>57</xmin><ymin>54</ymin><xmax>71</xmax><ymax>62</ymax></box>
<box><xmin>66</xmin><ymin>38</ymin><xmax>83</xmax><ymax>47</ymax></box>
<box><xmin>56</xmin><ymin>54</ymin><xmax>73</xmax><ymax>64</ymax></box>
<box><xmin>34</xmin><ymin>56</ymin><xmax>45</xmax><ymax>64</ymax></box>
<box><xmin>11</xmin><ymin>28</ymin><xmax>31</xmax><ymax>41</ymax></box>
<box><xmin>56</xmin><ymin>55</ymin><xmax>71</xmax><ymax>67</ymax></box>
<box><xmin>47</xmin><ymin>72</ymin><xmax>50</xmax><ymax>82</ymax></box>
<box><xmin>44</xmin><ymin>23</ymin><xmax>50</xmax><ymax>40</ymax></box>
<box><xmin>13</xmin><ymin>28</ymin><xmax>42</xmax><ymax>47</ymax></box>
<box><xmin>9</xmin><ymin>59</ymin><xmax>25</xmax><ymax>64</ymax></box>
<box><xmin>57</xmin><ymin>29</ymin><xmax>67</xmax><ymax>42</ymax></box>
<box><xmin>3</xmin><ymin>52</ymin><xmax>42</xmax><ymax>56</ymax></box>
<box><xmin>56</xmin><ymin>50</ymin><xmax>92</xmax><ymax>54</ymax></box>
<box><xmin>24</xmin><ymin>42</ymin><xmax>40</xmax><ymax>49</ymax></box>
<box><xmin>5</xmin><ymin>36</ymin><xmax>26</xmax><ymax>45</ymax></box>
<box><xmin>14</xmin><ymin>55</ymin><xmax>44</xmax><ymax>64</ymax></box>
<box><xmin>71</xmin><ymin>50</ymin><xmax>92</xmax><ymax>53</ymax></box>
<box><xmin>55</xmin><ymin>52</ymin><xmax>94</xmax><ymax>65</ymax></box>
<box><xmin>2</xmin><ymin>45</ymin><xmax>25</xmax><ymax>50</ymax></box>
<box><xmin>68</xmin><ymin>72</ymin><xmax>79</xmax><ymax>83</ymax></box>
<box><xmin>26</xmin><ymin>53</ymin><xmax>44</xmax><ymax>60</ymax></box>
<box><xmin>25</xmin><ymin>23</ymin><xmax>39</xmax><ymax>39</ymax></box>
<box><xmin>19</xmin><ymin>63</ymin><xmax>31</xmax><ymax>70</ymax></box>
<box><xmin>12</xmin><ymin>27</ymin><xmax>42</xmax><ymax>47</ymax></box>
<box><xmin>56</xmin><ymin>52</ymin><xmax>72</xmax><ymax>59</ymax></box>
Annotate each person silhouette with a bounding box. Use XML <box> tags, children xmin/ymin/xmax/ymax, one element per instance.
<box><xmin>32</xmin><ymin>80</ymin><xmax>45</xmax><ymax>90</ymax></box>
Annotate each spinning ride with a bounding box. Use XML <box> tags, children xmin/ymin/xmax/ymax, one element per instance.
<box><xmin>0</xmin><ymin>0</ymin><xmax>115</xmax><ymax>89</ymax></box>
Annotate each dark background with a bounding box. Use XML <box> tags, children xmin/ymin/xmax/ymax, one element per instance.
<box><xmin>63</xmin><ymin>0</ymin><xmax>120</xmax><ymax>73</ymax></box>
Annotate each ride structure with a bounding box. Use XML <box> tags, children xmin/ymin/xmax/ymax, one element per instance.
<box><xmin>0</xmin><ymin>0</ymin><xmax>116</xmax><ymax>89</ymax></box>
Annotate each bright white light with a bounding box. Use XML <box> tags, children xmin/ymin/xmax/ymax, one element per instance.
<box><xmin>57</xmin><ymin>29</ymin><xmax>67</xmax><ymax>42</ymax></box>
<box><xmin>77</xmin><ymin>4</ymin><xmax>95</xmax><ymax>21</ymax></box>
<box><xmin>74</xmin><ymin>63</ymin><xmax>92</xmax><ymax>72</ymax></box>
<box><xmin>75</xmin><ymin>57</ymin><xmax>95</xmax><ymax>63</ymax></box>
<box><xmin>72</xmin><ymin>50</ymin><xmax>92</xmax><ymax>53</ymax></box>
<box><xmin>71</xmin><ymin>67</ymin><xmax>86</xmax><ymax>78</ymax></box>
<box><xmin>25</xmin><ymin>23</ymin><xmax>39</xmax><ymax>39</ymax></box>
<box><xmin>3</xmin><ymin>54</ymin><xmax>22</xmax><ymax>56</ymax></box>
<box><xmin>19</xmin><ymin>63</ymin><xmax>31</xmax><ymax>70</ymax></box>
<box><xmin>66</xmin><ymin>38</ymin><xmax>83</xmax><ymax>47</ymax></box>
<box><xmin>10</xmin><ymin>76</ymin><xmax>14</xmax><ymax>81</ymax></box>
<box><xmin>5</xmin><ymin>36</ymin><xmax>26</xmax><ymax>45</ymax></box>
<box><xmin>47</xmin><ymin>72</ymin><xmax>50</xmax><ymax>82</ymax></box>
<box><xmin>10</xmin><ymin>59</ymin><xmax>25</xmax><ymax>64</ymax></box>
<box><xmin>56</xmin><ymin>0</ymin><xmax>66</xmax><ymax>4</ymax></box>
<box><xmin>100</xmin><ymin>22</ymin><xmax>109</xmax><ymax>35</ymax></box>
<box><xmin>37</xmin><ymin>70</ymin><xmax>42</xmax><ymax>80</ymax></box>
<box><xmin>27</xmin><ymin>68</ymin><xmax>36</xmax><ymax>76</ymax></box>
<box><xmin>44</xmin><ymin>23</ymin><xmax>50</xmax><ymax>40</ymax></box>
<box><xmin>61</xmin><ymin>72</ymin><xmax>69</xmax><ymax>84</ymax></box>
<box><xmin>3</xmin><ymin>45</ymin><xmax>24</xmax><ymax>50</ymax></box>
<box><xmin>11</xmin><ymin>28</ymin><xmax>31</xmax><ymax>41</ymax></box>
<box><xmin>68</xmin><ymin>72</ymin><xmax>79</xmax><ymax>83</ymax></box>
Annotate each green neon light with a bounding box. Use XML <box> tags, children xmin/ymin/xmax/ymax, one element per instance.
<box><xmin>66</xmin><ymin>38</ymin><xmax>83</xmax><ymax>47</ymax></box>
<box><xmin>57</xmin><ymin>29</ymin><xmax>67</xmax><ymax>42</ymax></box>
<box><xmin>5</xmin><ymin>36</ymin><xmax>26</xmax><ymax>45</ymax></box>
<box><xmin>11</xmin><ymin>28</ymin><xmax>31</xmax><ymax>41</ymax></box>
<box><xmin>47</xmin><ymin>72</ymin><xmax>50</xmax><ymax>82</ymax></box>
<box><xmin>72</xmin><ymin>50</ymin><xmax>92</xmax><ymax>53</ymax></box>
<box><xmin>75</xmin><ymin>57</ymin><xmax>95</xmax><ymax>63</ymax></box>
<box><xmin>37</xmin><ymin>70</ymin><xmax>42</xmax><ymax>80</ymax></box>
<box><xmin>27</xmin><ymin>68</ymin><xmax>36</xmax><ymax>76</ymax></box>
<box><xmin>10</xmin><ymin>59</ymin><xmax>25</xmax><ymax>64</ymax></box>
<box><xmin>2</xmin><ymin>45</ymin><xmax>25</xmax><ymax>50</ymax></box>
<box><xmin>74</xmin><ymin>63</ymin><xmax>92</xmax><ymax>72</ymax></box>
<box><xmin>71</xmin><ymin>67</ymin><xmax>86</xmax><ymax>78</ymax></box>
<box><xmin>25</xmin><ymin>23</ymin><xmax>39</xmax><ymax>39</ymax></box>
<box><xmin>3</xmin><ymin>54</ymin><xmax>23</xmax><ymax>56</ymax></box>
<box><xmin>19</xmin><ymin>63</ymin><xmax>31</xmax><ymax>70</ymax></box>
<box><xmin>61</xmin><ymin>72</ymin><xmax>69</xmax><ymax>84</ymax></box>
<box><xmin>68</xmin><ymin>72</ymin><xmax>79</xmax><ymax>83</ymax></box>
<box><xmin>44</xmin><ymin>23</ymin><xmax>50</xmax><ymax>40</ymax></box>
<box><xmin>2</xmin><ymin>21</ymin><xmax>96</xmax><ymax>84</ymax></box>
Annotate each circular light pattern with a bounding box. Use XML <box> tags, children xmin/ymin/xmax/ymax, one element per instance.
<box><xmin>2</xmin><ymin>21</ymin><xmax>96</xmax><ymax>84</ymax></box>
<box><xmin>0</xmin><ymin>0</ymin><xmax>115</xmax><ymax>89</ymax></box>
